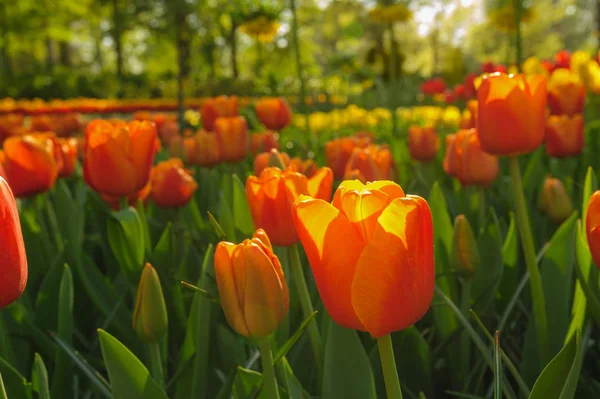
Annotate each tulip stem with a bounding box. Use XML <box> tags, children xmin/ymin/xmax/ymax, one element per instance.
<box><xmin>257</xmin><ymin>337</ymin><xmax>280</xmax><ymax>399</ymax></box>
<box><xmin>478</xmin><ymin>187</ymin><xmax>486</xmax><ymax>233</ymax></box>
<box><xmin>377</xmin><ymin>333</ymin><xmax>403</xmax><ymax>399</ymax></box>
<box><xmin>288</xmin><ymin>244</ymin><xmax>323</xmax><ymax>372</ymax></box>
<box><xmin>147</xmin><ymin>341</ymin><xmax>164</xmax><ymax>391</ymax></box>
<box><xmin>508</xmin><ymin>156</ymin><xmax>549</xmax><ymax>366</ymax></box>
<box><xmin>120</xmin><ymin>196</ymin><xmax>128</xmax><ymax>210</ymax></box>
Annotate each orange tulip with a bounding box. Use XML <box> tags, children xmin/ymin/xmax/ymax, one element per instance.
<box><xmin>195</xmin><ymin>129</ymin><xmax>221</xmax><ymax>167</ymax></box>
<box><xmin>214</xmin><ymin>229</ymin><xmax>289</xmax><ymax>337</ymax></box>
<box><xmin>246</xmin><ymin>167</ymin><xmax>334</xmax><ymax>247</ymax></box>
<box><xmin>292</xmin><ymin>180</ymin><xmax>434</xmax><ymax>337</ymax></box>
<box><xmin>449</xmin><ymin>129</ymin><xmax>499</xmax><ymax>187</ymax></box>
<box><xmin>289</xmin><ymin>157</ymin><xmax>318</xmax><ymax>178</ymax></box>
<box><xmin>255</xmin><ymin>97</ymin><xmax>293</xmax><ymax>130</ymax></box>
<box><xmin>3</xmin><ymin>134</ymin><xmax>59</xmax><ymax>197</ymax></box>
<box><xmin>215</xmin><ymin>116</ymin><xmax>249</xmax><ymax>163</ymax></box>
<box><xmin>545</xmin><ymin>114</ymin><xmax>584</xmax><ymax>158</ymax></box>
<box><xmin>408</xmin><ymin>126</ymin><xmax>440</xmax><ymax>162</ymax></box>
<box><xmin>343</xmin><ymin>145</ymin><xmax>392</xmax><ymax>183</ymax></box>
<box><xmin>83</xmin><ymin>120</ymin><xmax>157</xmax><ymax>197</ymax></box>
<box><xmin>477</xmin><ymin>73</ymin><xmax>547</xmax><ymax>156</ymax></box>
<box><xmin>254</xmin><ymin>150</ymin><xmax>291</xmax><ymax>177</ymax></box>
<box><xmin>150</xmin><ymin>158</ymin><xmax>198</xmax><ymax>208</ymax></box>
<box><xmin>547</xmin><ymin>68</ymin><xmax>586</xmax><ymax>116</ymax></box>
<box><xmin>586</xmin><ymin>191</ymin><xmax>600</xmax><ymax>268</ymax></box>
<box><xmin>57</xmin><ymin>138</ymin><xmax>78</xmax><ymax>178</ymax></box>
<box><xmin>201</xmin><ymin>96</ymin><xmax>238</xmax><ymax>132</ymax></box>
<box><xmin>325</xmin><ymin>135</ymin><xmax>372</xmax><ymax>179</ymax></box>
<box><xmin>0</xmin><ymin>177</ymin><xmax>27</xmax><ymax>308</ymax></box>
<box><xmin>539</xmin><ymin>176</ymin><xmax>573</xmax><ymax>223</ymax></box>
<box><xmin>251</xmin><ymin>131</ymin><xmax>280</xmax><ymax>156</ymax></box>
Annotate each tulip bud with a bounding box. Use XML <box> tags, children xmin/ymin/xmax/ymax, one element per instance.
<box><xmin>539</xmin><ymin>177</ymin><xmax>573</xmax><ymax>223</ymax></box>
<box><xmin>214</xmin><ymin>229</ymin><xmax>289</xmax><ymax>338</ymax></box>
<box><xmin>106</xmin><ymin>207</ymin><xmax>146</xmax><ymax>282</ymax></box>
<box><xmin>133</xmin><ymin>263</ymin><xmax>168</xmax><ymax>341</ymax></box>
<box><xmin>267</xmin><ymin>148</ymin><xmax>287</xmax><ymax>169</ymax></box>
<box><xmin>0</xmin><ymin>177</ymin><xmax>28</xmax><ymax>308</ymax></box>
<box><xmin>451</xmin><ymin>215</ymin><xmax>480</xmax><ymax>278</ymax></box>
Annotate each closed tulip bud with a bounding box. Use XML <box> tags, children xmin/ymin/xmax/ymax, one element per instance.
<box><xmin>545</xmin><ymin>114</ymin><xmax>584</xmax><ymax>158</ymax></box>
<box><xmin>3</xmin><ymin>134</ymin><xmax>60</xmax><ymax>197</ymax></box>
<box><xmin>133</xmin><ymin>263</ymin><xmax>168</xmax><ymax>341</ymax></box>
<box><xmin>293</xmin><ymin>180</ymin><xmax>434</xmax><ymax>337</ymax></box>
<box><xmin>586</xmin><ymin>191</ymin><xmax>600</xmax><ymax>268</ymax></box>
<box><xmin>455</xmin><ymin>129</ymin><xmax>499</xmax><ymax>187</ymax></box>
<box><xmin>215</xmin><ymin>116</ymin><xmax>249</xmax><ymax>163</ymax></box>
<box><xmin>58</xmin><ymin>138</ymin><xmax>78</xmax><ymax>178</ymax></box>
<box><xmin>539</xmin><ymin>177</ymin><xmax>573</xmax><ymax>223</ymax></box>
<box><xmin>214</xmin><ymin>229</ymin><xmax>289</xmax><ymax>337</ymax></box>
<box><xmin>246</xmin><ymin>167</ymin><xmax>333</xmax><ymax>246</ymax></box>
<box><xmin>150</xmin><ymin>158</ymin><xmax>198</xmax><ymax>208</ymax></box>
<box><xmin>0</xmin><ymin>177</ymin><xmax>27</xmax><ymax>308</ymax></box>
<box><xmin>477</xmin><ymin>73</ymin><xmax>547</xmax><ymax>156</ymax></box>
<box><xmin>451</xmin><ymin>215</ymin><xmax>480</xmax><ymax>278</ymax></box>
<box><xmin>251</xmin><ymin>131</ymin><xmax>280</xmax><ymax>156</ymax></box>
<box><xmin>255</xmin><ymin>97</ymin><xmax>293</xmax><ymax>130</ymax></box>
<box><xmin>408</xmin><ymin>126</ymin><xmax>439</xmax><ymax>162</ymax></box>
<box><xmin>201</xmin><ymin>96</ymin><xmax>238</xmax><ymax>132</ymax></box>
<box><xmin>547</xmin><ymin>69</ymin><xmax>586</xmax><ymax>116</ymax></box>
<box><xmin>254</xmin><ymin>150</ymin><xmax>290</xmax><ymax>177</ymax></box>
<box><xmin>84</xmin><ymin>120</ymin><xmax>157</xmax><ymax>197</ymax></box>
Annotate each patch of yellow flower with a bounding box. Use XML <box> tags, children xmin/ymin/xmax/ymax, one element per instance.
<box><xmin>397</xmin><ymin>105</ymin><xmax>461</xmax><ymax>130</ymax></box>
<box><xmin>368</xmin><ymin>4</ymin><xmax>412</xmax><ymax>24</ymax></box>
<box><xmin>239</xmin><ymin>16</ymin><xmax>280</xmax><ymax>43</ymax></box>
<box><xmin>293</xmin><ymin>105</ymin><xmax>391</xmax><ymax>132</ymax></box>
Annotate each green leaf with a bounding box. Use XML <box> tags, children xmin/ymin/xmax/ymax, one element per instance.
<box><xmin>522</xmin><ymin>149</ymin><xmax>544</xmax><ymax>197</ymax></box>
<box><xmin>51</xmin><ymin>334</ymin><xmax>111</xmax><ymax>398</ymax></box>
<box><xmin>322</xmin><ymin>320</ymin><xmax>377</xmax><ymax>399</ymax></box>
<box><xmin>98</xmin><ymin>329</ymin><xmax>168</xmax><ymax>399</ymax></box>
<box><xmin>232</xmin><ymin>174</ymin><xmax>255</xmax><ymax>236</ymax></box>
<box><xmin>529</xmin><ymin>331</ymin><xmax>583</xmax><ymax>399</ymax></box>
<box><xmin>428</xmin><ymin>182</ymin><xmax>453</xmax><ymax>254</ymax></box>
<box><xmin>106</xmin><ymin>207</ymin><xmax>146</xmax><ymax>283</ymax></box>
<box><xmin>582</xmin><ymin>166</ymin><xmax>598</xmax><ymax>225</ymax></box>
<box><xmin>0</xmin><ymin>372</ymin><xmax>8</xmax><ymax>399</ymax></box>
<box><xmin>217</xmin><ymin>192</ymin><xmax>236</xmax><ymax>241</ymax></box>
<box><xmin>499</xmin><ymin>212</ymin><xmax>518</xmax><ymax>307</ymax></box>
<box><xmin>0</xmin><ymin>357</ymin><xmax>32</xmax><ymax>399</ymax></box>
<box><xmin>51</xmin><ymin>179</ymin><xmax>84</xmax><ymax>263</ymax></box>
<box><xmin>207</xmin><ymin>211</ymin><xmax>228</xmax><ymax>241</ymax></box>
<box><xmin>32</xmin><ymin>354</ymin><xmax>50</xmax><ymax>399</ymax></box>
<box><xmin>51</xmin><ymin>265</ymin><xmax>74</xmax><ymax>399</ymax></box>
<box><xmin>233</xmin><ymin>367</ymin><xmax>263</xmax><ymax>399</ymax></box>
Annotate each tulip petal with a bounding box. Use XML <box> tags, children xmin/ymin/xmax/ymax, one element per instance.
<box><xmin>307</xmin><ymin>167</ymin><xmax>333</xmax><ymax>201</ymax></box>
<box><xmin>351</xmin><ymin>196</ymin><xmax>434</xmax><ymax>337</ymax></box>
<box><xmin>214</xmin><ymin>242</ymin><xmax>250</xmax><ymax>336</ymax></box>
<box><xmin>243</xmin><ymin>242</ymin><xmax>289</xmax><ymax>337</ymax></box>
<box><xmin>292</xmin><ymin>196</ymin><xmax>365</xmax><ymax>330</ymax></box>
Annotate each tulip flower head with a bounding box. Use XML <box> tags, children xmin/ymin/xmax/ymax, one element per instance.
<box><xmin>3</xmin><ymin>134</ymin><xmax>60</xmax><ymax>197</ymax></box>
<box><xmin>407</xmin><ymin>126</ymin><xmax>439</xmax><ymax>162</ymax></box>
<box><xmin>246</xmin><ymin>166</ymin><xmax>333</xmax><ymax>247</ymax></box>
<box><xmin>150</xmin><ymin>158</ymin><xmax>198</xmax><ymax>208</ymax></box>
<box><xmin>477</xmin><ymin>73</ymin><xmax>547</xmax><ymax>156</ymax></box>
<box><xmin>214</xmin><ymin>116</ymin><xmax>249</xmax><ymax>163</ymax></box>
<box><xmin>254</xmin><ymin>97</ymin><xmax>293</xmax><ymax>130</ymax></box>
<box><xmin>201</xmin><ymin>96</ymin><xmax>238</xmax><ymax>132</ymax></box>
<box><xmin>83</xmin><ymin>120</ymin><xmax>157</xmax><ymax>197</ymax></box>
<box><xmin>545</xmin><ymin>114</ymin><xmax>584</xmax><ymax>158</ymax></box>
<box><xmin>547</xmin><ymin>69</ymin><xmax>586</xmax><ymax>116</ymax></box>
<box><xmin>0</xmin><ymin>177</ymin><xmax>27</xmax><ymax>308</ymax></box>
<box><xmin>444</xmin><ymin>129</ymin><xmax>499</xmax><ymax>187</ymax></box>
<box><xmin>292</xmin><ymin>180</ymin><xmax>434</xmax><ymax>337</ymax></box>
<box><xmin>586</xmin><ymin>191</ymin><xmax>600</xmax><ymax>268</ymax></box>
<box><xmin>539</xmin><ymin>176</ymin><xmax>573</xmax><ymax>223</ymax></box>
<box><xmin>214</xmin><ymin>229</ymin><xmax>289</xmax><ymax>338</ymax></box>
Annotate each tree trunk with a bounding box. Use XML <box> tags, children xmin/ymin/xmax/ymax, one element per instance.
<box><xmin>46</xmin><ymin>39</ymin><xmax>55</xmax><ymax>73</ymax></box>
<box><xmin>112</xmin><ymin>0</ymin><xmax>124</xmax><ymax>82</ymax></box>
<box><xmin>597</xmin><ymin>0</ymin><xmax>600</xmax><ymax>52</ymax></box>
<box><xmin>0</xmin><ymin>1</ymin><xmax>12</xmax><ymax>79</ymax></box>
<box><xmin>59</xmin><ymin>41</ymin><xmax>71</xmax><ymax>67</ymax></box>
<box><xmin>175</xmin><ymin>9</ymin><xmax>186</xmax><ymax>132</ymax></box>
<box><xmin>230</xmin><ymin>24</ymin><xmax>239</xmax><ymax>79</ymax></box>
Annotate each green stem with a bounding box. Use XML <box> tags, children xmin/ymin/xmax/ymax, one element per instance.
<box><xmin>120</xmin><ymin>196</ymin><xmax>128</xmax><ymax>210</ymax></box>
<box><xmin>147</xmin><ymin>341</ymin><xmax>164</xmax><ymax>391</ymax></box>
<box><xmin>460</xmin><ymin>281</ymin><xmax>472</xmax><ymax>385</ymax></box>
<box><xmin>388</xmin><ymin>23</ymin><xmax>398</xmax><ymax>137</ymax></box>
<box><xmin>0</xmin><ymin>372</ymin><xmax>7</xmax><ymax>399</ymax></box>
<box><xmin>478</xmin><ymin>187</ymin><xmax>486</xmax><ymax>233</ymax></box>
<box><xmin>508</xmin><ymin>156</ymin><xmax>549</xmax><ymax>366</ymax></box>
<box><xmin>377</xmin><ymin>334</ymin><xmax>403</xmax><ymax>399</ymax></box>
<box><xmin>258</xmin><ymin>338</ymin><xmax>280</xmax><ymax>399</ymax></box>
<box><xmin>287</xmin><ymin>244</ymin><xmax>323</xmax><ymax>371</ymax></box>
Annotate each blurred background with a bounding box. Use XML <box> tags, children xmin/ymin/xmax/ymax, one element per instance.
<box><xmin>0</xmin><ymin>0</ymin><xmax>595</xmax><ymax>100</ymax></box>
